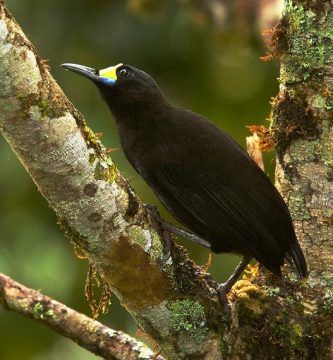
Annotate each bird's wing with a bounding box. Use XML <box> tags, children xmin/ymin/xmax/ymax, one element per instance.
<box><xmin>148</xmin><ymin>138</ymin><xmax>292</xmax><ymax>273</ymax></box>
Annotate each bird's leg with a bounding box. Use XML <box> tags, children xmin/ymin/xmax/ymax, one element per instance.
<box><xmin>217</xmin><ymin>256</ymin><xmax>251</xmax><ymax>311</ymax></box>
<box><xmin>160</xmin><ymin>229</ymin><xmax>173</xmax><ymax>262</ymax></box>
<box><xmin>144</xmin><ymin>204</ymin><xmax>211</xmax><ymax>261</ymax></box>
<box><xmin>159</xmin><ymin>221</ymin><xmax>211</xmax><ymax>249</ymax></box>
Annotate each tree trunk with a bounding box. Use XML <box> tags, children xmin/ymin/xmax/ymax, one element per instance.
<box><xmin>0</xmin><ymin>0</ymin><xmax>332</xmax><ymax>359</ymax></box>
<box><xmin>273</xmin><ymin>0</ymin><xmax>333</xmax><ymax>279</ymax></box>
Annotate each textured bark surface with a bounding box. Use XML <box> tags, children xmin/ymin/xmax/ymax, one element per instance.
<box><xmin>219</xmin><ymin>1</ymin><xmax>333</xmax><ymax>358</ymax></box>
<box><xmin>0</xmin><ymin>0</ymin><xmax>333</xmax><ymax>359</ymax></box>
<box><xmin>273</xmin><ymin>0</ymin><xmax>333</xmax><ymax>280</ymax></box>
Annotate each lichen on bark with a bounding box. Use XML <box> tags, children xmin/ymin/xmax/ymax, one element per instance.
<box><xmin>272</xmin><ymin>0</ymin><xmax>333</xmax><ymax>280</ymax></box>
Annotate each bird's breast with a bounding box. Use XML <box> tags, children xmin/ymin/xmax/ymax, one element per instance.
<box><xmin>117</xmin><ymin>121</ymin><xmax>168</xmax><ymax>176</ymax></box>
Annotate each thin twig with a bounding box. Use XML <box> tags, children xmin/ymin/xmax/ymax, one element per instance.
<box><xmin>0</xmin><ymin>273</ymin><xmax>164</xmax><ymax>360</ymax></box>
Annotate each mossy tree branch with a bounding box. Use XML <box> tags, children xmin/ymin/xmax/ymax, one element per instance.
<box><xmin>0</xmin><ymin>273</ymin><xmax>163</xmax><ymax>360</ymax></box>
<box><xmin>1</xmin><ymin>0</ymin><xmax>333</xmax><ymax>359</ymax></box>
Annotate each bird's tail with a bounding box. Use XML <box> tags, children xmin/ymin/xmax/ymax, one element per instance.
<box><xmin>287</xmin><ymin>242</ymin><xmax>308</xmax><ymax>278</ymax></box>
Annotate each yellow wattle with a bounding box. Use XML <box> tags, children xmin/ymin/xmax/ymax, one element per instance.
<box><xmin>99</xmin><ymin>63</ymin><xmax>123</xmax><ymax>80</ymax></box>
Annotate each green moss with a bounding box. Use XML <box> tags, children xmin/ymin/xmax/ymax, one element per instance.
<box><xmin>46</xmin><ymin>309</ymin><xmax>56</xmax><ymax>319</ymax></box>
<box><xmin>289</xmin><ymin>139</ymin><xmax>319</xmax><ymax>162</ymax></box>
<box><xmin>288</xmin><ymin>191</ymin><xmax>311</xmax><ymax>221</ymax></box>
<box><xmin>81</xmin><ymin>125</ymin><xmax>117</xmax><ymax>182</ymax></box>
<box><xmin>322</xmin><ymin>209</ymin><xmax>333</xmax><ymax>218</ymax></box>
<box><xmin>38</xmin><ymin>99</ymin><xmax>50</xmax><ymax>119</ymax></box>
<box><xmin>323</xmin><ymin>290</ymin><xmax>333</xmax><ymax>312</ymax></box>
<box><xmin>82</xmin><ymin>125</ymin><xmax>102</xmax><ymax>148</ymax></box>
<box><xmin>323</xmin><ymin>276</ymin><xmax>333</xmax><ymax>287</ymax></box>
<box><xmin>321</xmin><ymin>123</ymin><xmax>333</xmax><ymax>167</ymax></box>
<box><xmin>281</xmin><ymin>0</ymin><xmax>333</xmax><ymax>83</ymax></box>
<box><xmin>88</xmin><ymin>153</ymin><xmax>96</xmax><ymax>164</ymax></box>
<box><xmin>94</xmin><ymin>158</ymin><xmax>116</xmax><ymax>183</ymax></box>
<box><xmin>312</xmin><ymin>94</ymin><xmax>333</xmax><ymax>110</ymax></box>
<box><xmin>323</xmin><ymin>94</ymin><xmax>333</xmax><ymax>111</ymax></box>
<box><xmin>265</xmin><ymin>286</ymin><xmax>281</xmax><ymax>297</ymax></box>
<box><xmin>288</xmin><ymin>272</ymin><xmax>299</xmax><ymax>283</ymax></box>
<box><xmin>290</xmin><ymin>323</ymin><xmax>304</xmax><ymax>349</ymax></box>
<box><xmin>32</xmin><ymin>303</ymin><xmax>56</xmax><ymax>320</ymax></box>
<box><xmin>169</xmin><ymin>299</ymin><xmax>208</xmax><ymax>344</ymax></box>
<box><xmin>270</xmin><ymin>319</ymin><xmax>304</xmax><ymax>350</ymax></box>
<box><xmin>32</xmin><ymin>303</ymin><xmax>44</xmax><ymax>318</ymax></box>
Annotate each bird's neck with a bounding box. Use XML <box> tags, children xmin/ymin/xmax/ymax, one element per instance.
<box><xmin>110</xmin><ymin>94</ymin><xmax>173</xmax><ymax>132</ymax></box>
<box><xmin>109</xmin><ymin>96</ymin><xmax>173</xmax><ymax>168</ymax></box>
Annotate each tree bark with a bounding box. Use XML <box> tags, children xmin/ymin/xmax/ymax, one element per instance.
<box><xmin>0</xmin><ymin>273</ymin><xmax>164</xmax><ymax>360</ymax></box>
<box><xmin>273</xmin><ymin>0</ymin><xmax>333</xmax><ymax>279</ymax></box>
<box><xmin>0</xmin><ymin>0</ymin><xmax>332</xmax><ymax>359</ymax></box>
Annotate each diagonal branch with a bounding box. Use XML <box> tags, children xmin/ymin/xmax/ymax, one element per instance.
<box><xmin>0</xmin><ymin>273</ymin><xmax>163</xmax><ymax>360</ymax></box>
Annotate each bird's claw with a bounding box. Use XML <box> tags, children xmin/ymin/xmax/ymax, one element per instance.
<box><xmin>160</xmin><ymin>230</ymin><xmax>173</xmax><ymax>262</ymax></box>
<box><xmin>144</xmin><ymin>203</ymin><xmax>173</xmax><ymax>262</ymax></box>
<box><xmin>217</xmin><ymin>283</ymin><xmax>231</xmax><ymax>314</ymax></box>
<box><xmin>144</xmin><ymin>203</ymin><xmax>160</xmax><ymax>221</ymax></box>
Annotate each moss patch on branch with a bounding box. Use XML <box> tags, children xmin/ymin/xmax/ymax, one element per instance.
<box><xmin>169</xmin><ymin>299</ymin><xmax>208</xmax><ymax>344</ymax></box>
<box><xmin>265</xmin><ymin>1</ymin><xmax>333</xmax><ymax>84</ymax></box>
<box><xmin>280</xmin><ymin>0</ymin><xmax>333</xmax><ymax>84</ymax></box>
<box><xmin>32</xmin><ymin>302</ymin><xmax>56</xmax><ymax>320</ymax></box>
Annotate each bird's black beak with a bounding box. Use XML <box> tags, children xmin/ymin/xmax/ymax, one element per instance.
<box><xmin>61</xmin><ymin>63</ymin><xmax>99</xmax><ymax>81</ymax></box>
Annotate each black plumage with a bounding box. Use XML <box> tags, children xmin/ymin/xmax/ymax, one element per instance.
<box><xmin>62</xmin><ymin>63</ymin><xmax>308</xmax><ymax>302</ymax></box>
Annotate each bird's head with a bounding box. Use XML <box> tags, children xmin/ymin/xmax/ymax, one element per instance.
<box><xmin>61</xmin><ymin>63</ymin><xmax>168</xmax><ymax>116</ymax></box>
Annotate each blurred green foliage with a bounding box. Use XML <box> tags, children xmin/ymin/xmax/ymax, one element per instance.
<box><xmin>0</xmin><ymin>0</ymin><xmax>278</xmax><ymax>358</ymax></box>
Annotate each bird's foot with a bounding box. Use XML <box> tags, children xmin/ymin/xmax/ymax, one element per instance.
<box><xmin>144</xmin><ymin>203</ymin><xmax>173</xmax><ymax>262</ymax></box>
<box><xmin>144</xmin><ymin>203</ymin><xmax>159</xmax><ymax>219</ymax></box>
<box><xmin>159</xmin><ymin>221</ymin><xmax>211</xmax><ymax>249</ymax></box>
<box><xmin>144</xmin><ymin>203</ymin><xmax>211</xmax><ymax>249</ymax></box>
<box><xmin>160</xmin><ymin>230</ymin><xmax>173</xmax><ymax>262</ymax></box>
<box><xmin>216</xmin><ymin>257</ymin><xmax>252</xmax><ymax>314</ymax></box>
<box><xmin>217</xmin><ymin>283</ymin><xmax>232</xmax><ymax>314</ymax></box>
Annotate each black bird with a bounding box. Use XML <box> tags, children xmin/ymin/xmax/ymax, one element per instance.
<box><xmin>61</xmin><ymin>62</ymin><xmax>308</xmax><ymax>305</ymax></box>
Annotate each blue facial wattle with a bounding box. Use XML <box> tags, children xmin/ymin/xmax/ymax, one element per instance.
<box><xmin>100</xmin><ymin>77</ymin><xmax>116</xmax><ymax>85</ymax></box>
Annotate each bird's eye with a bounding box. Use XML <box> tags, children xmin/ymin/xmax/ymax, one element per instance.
<box><xmin>118</xmin><ymin>67</ymin><xmax>131</xmax><ymax>78</ymax></box>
